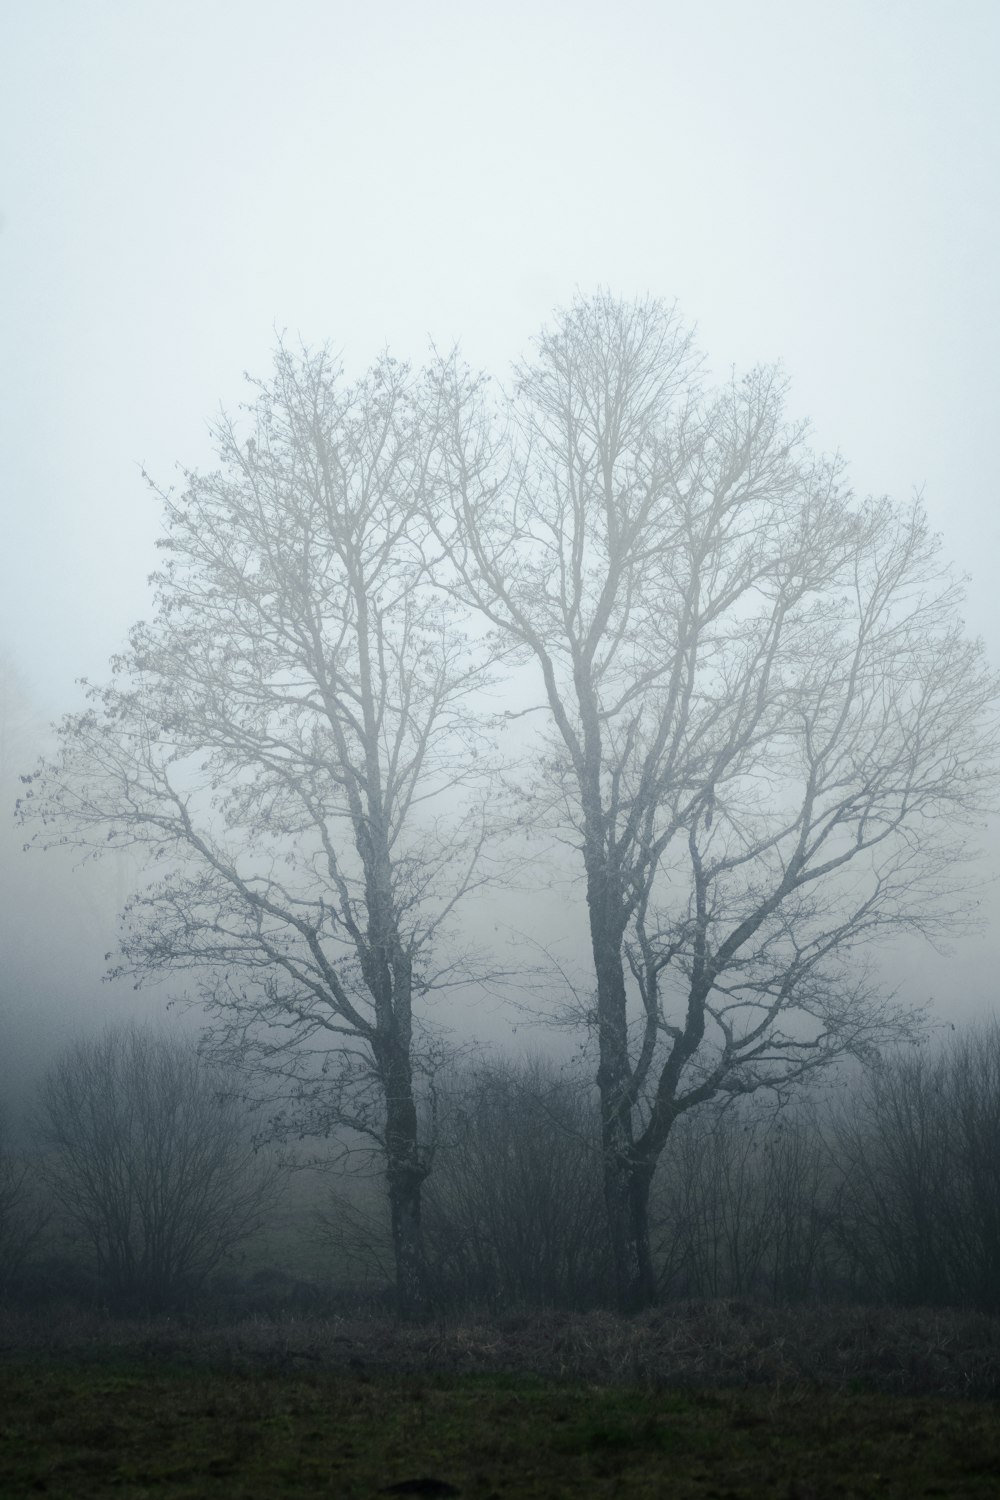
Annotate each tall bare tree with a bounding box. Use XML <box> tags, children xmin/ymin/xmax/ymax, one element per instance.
<box><xmin>19</xmin><ymin>348</ymin><xmax>490</xmax><ymax>1317</ymax></box>
<box><xmin>427</xmin><ymin>293</ymin><xmax>1000</xmax><ymax>1309</ymax></box>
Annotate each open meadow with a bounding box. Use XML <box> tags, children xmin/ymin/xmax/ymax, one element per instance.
<box><xmin>3</xmin><ymin>1303</ymin><xmax>1000</xmax><ymax>1497</ymax></box>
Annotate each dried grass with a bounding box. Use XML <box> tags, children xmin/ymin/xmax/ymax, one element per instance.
<box><xmin>3</xmin><ymin>1299</ymin><xmax>999</xmax><ymax>1399</ymax></box>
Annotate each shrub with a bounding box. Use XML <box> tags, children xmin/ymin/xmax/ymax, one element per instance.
<box><xmin>422</xmin><ymin>1057</ymin><xmax>612</xmax><ymax>1310</ymax></box>
<box><xmin>38</xmin><ymin>1023</ymin><xmax>280</xmax><ymax>1311</ymax></box>
<box><xmin>832</xmin><ymin>1020</ymin><xmax>1000</xmax><ymax>1311</ymax></box>
<box><xmin>0</xmin><ymin>1107</ymin><xmax>46</xmax><ymax>1296</ymax></box>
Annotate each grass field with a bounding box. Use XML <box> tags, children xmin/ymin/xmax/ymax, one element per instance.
<box><xmin>3</xmin><ymin>1303</ymin><xmax>1000</xmax><ymax>1496</ymax></box>
<box><xmin>2</xmin><ymin>1359</ymin><xmax>1000</xmax><ymax>1498</ymax></box>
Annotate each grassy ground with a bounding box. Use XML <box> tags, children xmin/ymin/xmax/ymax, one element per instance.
<box><xmin>3</xmin><ymin>1304</ymin><xmax>1000</xmax><ymax>1496</ymax></box>
<box><xmin>3</xmin><ymin>1359</ymin><xmax>1000</xmax><ymax>1498</ymax></box>
<box><xmin>5</xmin><ymin>1301</ymin><xmax>1000</xmax><ymax>1397</ymax></box>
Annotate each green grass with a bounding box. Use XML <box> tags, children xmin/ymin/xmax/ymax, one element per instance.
<box><xmin>2</xmin><ymin>1360</ymin><xmax>999</xmax><ymax>1497</ymax></box>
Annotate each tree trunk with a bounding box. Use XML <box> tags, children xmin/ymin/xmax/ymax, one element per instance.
<box><xmin>587</xmin><ymin>857</ymin><xmax>653</xmax><ymax>1311</ymax></box>
<box><xmin>387</xmin><ymin>1158</ymin><xmax>430</xmax><ymax>1321</ymax></box>
<box><xmin>599</xmin><ymin>1137</ymin><xmax>658</xmax><ymax>1311</ymax></box>
<box><xmin>588</xmin><ymin>900</ymin><xmax>664</xmax><ymax>1310</ymax></box>
<box><xmin>382</xmin><ymin>1046</ymin><xmax>431</xmax><ymax>1321</ymax></box>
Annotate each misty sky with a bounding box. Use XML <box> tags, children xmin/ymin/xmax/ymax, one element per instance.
<box><xmin>2</xmin><ymin>0</ymin><xmax>1000</xmax><ymax>1082</ymax></box>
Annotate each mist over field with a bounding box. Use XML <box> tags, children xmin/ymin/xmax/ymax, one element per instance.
<box><xmin>2</xmin><ymin>0</ymin><xmax>1000</xmax><ymax>1350</ymax></box>
<box><xmin>5</xmin><ymin>14</ymin><xmax>1000</xmax><ymax>1497</ymax></box>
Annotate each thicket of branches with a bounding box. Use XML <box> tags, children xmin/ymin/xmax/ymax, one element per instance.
<box><xmin>36</xmin><ymin>1025</ymin><xmax>278</xmax><ymax>1312</ymax></box>
<box><xmin>422</xmin><ymin>1057</ymin><xmax>611</xmax><ymax>1309</ymax></box>
<box><xmin>311</xmin><ymin>1029</ymin><xmax>1000</xmax><ymax>1316</ymax></box>
<box><xmin>5</xmin><ymin>1024</ymin><xmax>1000</xmax><ymax>1316</ymax></box>
<box><xmin>831</xmin><ymin>1024</ymin><xmax>1000</xmax><ymax>1310</ymax></box>
<box><xmin>0</xmin><ymin>1107</ymin><xmax>46</xmax><ymax>1297</ymax></box>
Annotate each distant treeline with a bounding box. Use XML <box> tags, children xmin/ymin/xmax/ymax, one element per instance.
<box><xmin>3</xmin><ymin>1016</ymin><xmax>1000</xmax><ymax>1317</ymax></box>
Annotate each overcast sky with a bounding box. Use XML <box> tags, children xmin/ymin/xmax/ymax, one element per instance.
<box><xmin>2</xmin><ymin>0</ymin><xmax>999</xmax><ymax>1070</ymax></box>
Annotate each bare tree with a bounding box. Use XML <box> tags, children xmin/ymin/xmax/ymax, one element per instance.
<box><xmin>38</xmin><ymin>1025</ymin><xmax>277</xmax><ymax>1310</ymax></box>
<box><xmin>427</xmin><ymin>293</ymin><xmax>1000</xmax><ymax>1309</ymax></box>
<box><xmin>19</xmin><ymin>348</ymin><xmax>491</xmax><ymax>1317</ymax></box>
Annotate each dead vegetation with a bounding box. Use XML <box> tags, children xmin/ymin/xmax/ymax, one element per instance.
<box><xmin>2</xmin><ymin>1300</ymin><xmax>999</xmax><ymax>1401</ymax></box>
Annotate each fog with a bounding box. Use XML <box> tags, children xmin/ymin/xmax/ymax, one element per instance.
<box><xmin>2</xmin><ymin>3</ymin><xmax>1000</xmax><ymax>1120</ymax></box>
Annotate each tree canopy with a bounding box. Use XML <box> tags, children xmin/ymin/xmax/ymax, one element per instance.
<box><xmin>19</xmin><ymin>295</ymin><xmax>1000</xmax><ymax>1312</ymax></box>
